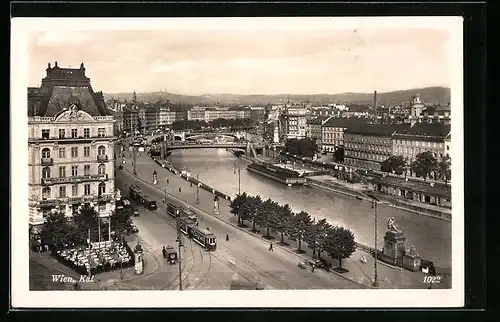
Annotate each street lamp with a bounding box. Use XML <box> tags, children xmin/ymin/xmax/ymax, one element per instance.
<box><xmin>176</xmin><ymin>217</ymin><xmax>184</xmax><ymax>291</ymax></box>
<box><xmin>195</xmin><ymin>174</ymin><xmax>200</xmax><ymax>205</ymax></box>
<box><xmin>367</xmin><ymin>193</ymin><xmax>380</xmax><ymax>288</ymax></box>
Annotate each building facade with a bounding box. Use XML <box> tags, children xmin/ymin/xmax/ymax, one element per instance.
<box><xmin>28</xmin><ymin>62</ymin><xmax>116</xmax><ymax>234</ymax></box>
<box><xmin>321</xmin><ymin>117</ymin><xmax>365</xmax><ymax>153</ymax></box>
<box><xmin>280</xmin><ymin>107</ymin><xmax>308</xmax><ymax>140</ymax></box>
<box><xmin>306</xmin><ymin>116</ymin><xmax>327</xmax><ymax>149</ymax></box>
<box><xmin>344</xmin><ymin>124</ymin><xmax>397</xmax><ymax>171</ymax></box>
<box><xmin>122</xmin><ymin>106</ymin><xmax>139</xmax><ymax>134</ymax></box>
<box><xmin>392</xmin><ymin>123</ymin><xmax>451</xmax><ymax>164</ymax></box>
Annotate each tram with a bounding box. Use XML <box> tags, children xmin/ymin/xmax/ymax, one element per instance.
<box><xmin>190</xmin><ymin>226</ymin><xmax>217</xmax><ymax>251</ymax></box>
<box><xmin>178</xmin><ymin>216</ymin><xmax>197</xmax><ymax>236</ymax></box>
<box><xmin>129</xmin><ymin>185</ymin><xmax>157</xmax><ymax>210</ymax></box>
<box><xmin>167</xmin><ymin>202</ymin><xmax>199</xmax><ymax>224</ymax></box>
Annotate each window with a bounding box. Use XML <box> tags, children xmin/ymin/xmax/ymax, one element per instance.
<box><xmin>97</xmin><ymin>146</ymin><xmax>106</xmax><ymax>156</ymax></box>
<box><xmin>84</xmin><ymin>165</ymin><xmax>91</xmax><ymax>176</ymax></box>
<box><xmin>98</xmin><ymin>128</ymin><xmax>106</xmax><ymax>137</ymax></box>
<box><xmin>84</xmin><ymin>146</ymin><xmax>90</xmax><ymax>157</ymax></box>
<box><xmin>59</xmin><ymin>186</ymin><xmax>66</xmax><ymax>198</ymax></box>
<box><xmin>58</xmin><ymin>148</ymin><xmax>66</xmax><ymax>158</ymax></box>
<box><xmin>71</xmin><ymin>147</ymin><xmax>78</xmax><ymax>158</ymax></box>
<box><xmin>98</xmin><ymin>164</ymin><xmax>106</xmax><ymax>175</ymax></box>
<box><xmin>84</xmin><ymin>184</ymin><xmax>91</xmax><ymax>195</ymax></box>
<box><xmin>41</xmin><ymin>148</ymin><xmax>51</xmax><ymax>158</ymax></box>
<box><xmin>71</xmin><ymin>165</ymin><xmax>78</xmax><ymax>176</ymax></box>
<box><xmin>59</xmin><ymin>129</ymin><xmax>66</xmax><ymax>139</ymax></box>
<box><xmin>58</xmin><ymin>166</ymin><xmax>66</xmax><ymax>178</ymax></box>
<box><xmin>41</xmin><ymin>129</ymin><xmax>50</xmax><ymax>139</ymax></box>
<box><xmin>98</xmin><ymin>183</ymin><xmax>106</xmax><ymax>195</ymax></box>
<box><xmin>42</xmin><ymin>187</ymin><xmax>51</xmax><ymax>200</ymax></box>
<box><xmin>83</xmin><ymin>128</ymin><xmax>90</xmax><ymax>138</ymax></box>
<box><xmin>71</xmin><ymin>129</ymin><xmax>78</xmax><ymax>138</ymax></box>
<box><xmin>72</xmin><ymin>184</ymin><xmax>78</xmax><ymax>197</ymax></box>
<box><xmin>42</xmin><ymin>167</ymin><xmax>51</xmax><ymax>179</ymax></box>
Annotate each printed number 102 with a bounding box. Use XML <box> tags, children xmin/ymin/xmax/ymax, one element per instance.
<box><xmin>423</xmin><ymin>276</ymin><xmax>441</xmax><ymax>283</ymax></box>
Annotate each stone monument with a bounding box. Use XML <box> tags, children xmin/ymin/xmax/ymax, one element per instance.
<box><xmin>380</xmin><ymin>217</ymin><xmax>407</xmax><ymax>266</ymax></box>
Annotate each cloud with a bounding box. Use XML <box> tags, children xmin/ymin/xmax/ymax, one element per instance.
<box><xmin>35</xmin><ymin>31</ymin><xmax>90</xmax><ymax>46</ymax></box>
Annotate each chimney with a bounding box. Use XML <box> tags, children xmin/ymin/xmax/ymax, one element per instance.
<box><xmin>373</xmin><ymin>91</ymin><xmax>377</xmax><ymax>110</ymax></box>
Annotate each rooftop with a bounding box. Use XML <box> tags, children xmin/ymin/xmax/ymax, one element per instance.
<box><xmin>307</xmin><ymin>116</ymin><xmax>329</xmax><ymax>125</ymax></box>
<box><xmin>394</xmin><ymin>122</ymin><xmax>451</xmax><ymax>138</ymax></box>
<box><xmin>322</xmin><ymin>117</ymin><xmax>367</xmax><ymax>129</ymax></box>
<box><xmin>369</xmin><ymin>175</ymin><xmax>451</xmax><ymax>198</ymax></box>
<box><xmin>28</xmin><ymin>62</ymin><xmax>109</xmax><ymax>117</ymax></box>
<box><xmin>345</xmin><ymin>123</ymin><xmax>398</xmax><ymax>137</ymax></box>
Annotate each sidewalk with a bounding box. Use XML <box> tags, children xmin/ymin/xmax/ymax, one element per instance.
<box><xmin>124</xmin><ymin>154</ymin><xmax>450</xmax><ymax>289</ymax></box>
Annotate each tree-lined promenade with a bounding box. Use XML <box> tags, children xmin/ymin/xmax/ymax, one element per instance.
<box><xmin>229</xmin><ymin>192</ymin><xmax>357</xmax><ymax>270</ymax></box>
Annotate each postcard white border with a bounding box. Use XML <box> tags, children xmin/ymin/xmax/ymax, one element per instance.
<box><xmin>11</xmin><ymin>17</ymin><xmax>464</xmax><ymax>308</ymax></box>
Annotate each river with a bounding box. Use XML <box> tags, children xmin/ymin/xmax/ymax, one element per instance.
<box><xmin>167</xmin><ymin>148</ymin><xmax>452</xmax><ymax>270</ymax></box>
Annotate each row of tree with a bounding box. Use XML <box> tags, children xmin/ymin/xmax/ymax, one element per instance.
<box><xmin>39</xmin><ymin>205</ymin><xmax>134</xmax><ymax>249</ymax></box>
<box><xmin>380</xmin><ymin>152</ymin><xmax>451</xmax><ymax>183</ymax></box>
<box><xmin>170</xmin><ymin>118</ymin><xmax>255</xmax><ymax>131</ymax></box>
<box><xmin>229</xmin><ymin>193</ymin><xmax>357</xmax><ymax>268</ymax></box>
<box><xmin>283</xmin><ymin>138</ymin><xmax>318</xmax><ymax>158</ymax></box>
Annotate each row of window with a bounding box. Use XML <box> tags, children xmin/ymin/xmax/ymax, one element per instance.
<box><xmin>395</xmin><ymin>140</ymin><xmax>442</xmax><ymax>148</ymax></box>
<box><xmin>346</xmin><ymin>151</ymin><xmax>387</xmax><ymax>162</ymax></box>
<box><xmin>344</xmin><ymin>158</ymin><xmax>379</xmax><ymax>171</ymax></box>
<box><xmin>346</xmin><ymin>136</ymin><xmax>390</xmax><ymax>144</ymax></box>
<box><xmin>323</xmin><ymin>133</ymin><xmax>342</xmax><ymax>139</ymax></box>
<box><xmin>345</xmin><ymin>144</ymin><xmax>391</xmax><ymax>152</ymax></box>
<box><xmin>41</xmin><ymin>182</ymin><xmax>106</xmax><ymax>199</ymax></box>
<box><xmin>41</xmin><ymin>128</ymin><xmax>107</xmax><ymax>139</ymax></box>
<box><xmin>41</xmin><ymin>164</ymin><xmax>107</xmax><ymax>178</ymax></box>
<box><xmin>41</xmin><ymin>146</ymin><xmax>107</xmax><ymax>159</ymax></box>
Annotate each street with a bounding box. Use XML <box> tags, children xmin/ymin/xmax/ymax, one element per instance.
<box><xmin>115</xmin><ymin>151</ymin><xmax>363</xmax><ymax>290</ymax></box>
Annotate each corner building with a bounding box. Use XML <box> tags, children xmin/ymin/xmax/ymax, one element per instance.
<box><xmin>28</xmin><ymin>62</ymin><xmax>116</xmax><ymax>234</ymax></box>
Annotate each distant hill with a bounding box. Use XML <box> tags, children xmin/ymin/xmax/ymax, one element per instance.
<box><xmin>104</xmin><ymin>86</ymin><xmax>450</xmax><ymax>106</ymax></box>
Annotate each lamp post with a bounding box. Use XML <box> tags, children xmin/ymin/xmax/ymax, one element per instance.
<box><xmin>133</xmin><ymin>145</ymin><xmax>137</xmax><ymax>176</ymax></box>
<box><xmin>176</xmin><ymin>217</ymin><xmax>184</xmax><ymax>291</ymax></box>
<box><xmin>195</xmin><ymin>174</ymin><xmax>200</xmax><ymax>204</ymax></box>
<box><xmin>368</xmin><ymin>194</ymin><xmax>380</xmax><ymax>288</ymax></box>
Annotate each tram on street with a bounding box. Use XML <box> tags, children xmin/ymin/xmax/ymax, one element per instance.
<box><xmin>167</xmin><ymin>202</ymin><xmax>199</xmax><ymax>224</ymax></box>
<box><xmin>178</xmin><ymin>217</ymin><xmax>197</xmax><ymax>236</ymax></box>
<box><xmin>190</xmin><ymin>226</ymin><xmax>217</xmax><ymax>251</ymax></box>
<box><xmin>167</xmin><ymin>202</ymin><xmax>182</xmax><ymax>218</ymax></box>
<box><xmin>129</xmin><ymin>185</ymin><xmax>157</xmax><ymax>210</ymax></box>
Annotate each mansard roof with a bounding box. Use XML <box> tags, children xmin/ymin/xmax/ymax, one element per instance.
<box><xmin>28</xmin><ymin>62</ymin><xmax>109</xmax><ymax>117</ymax></box>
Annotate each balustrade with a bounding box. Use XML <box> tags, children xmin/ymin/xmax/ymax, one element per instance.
<box><xmin>42</xmin><ymin>174</ymin><xmax>108</xmax><ymax>185</ymax></box>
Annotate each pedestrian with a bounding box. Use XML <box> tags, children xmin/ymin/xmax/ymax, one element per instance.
<box><xmin>179</xmin><ymin>187</ymin><xmax>182</xmax><ymax>192</ymax></box>
<box><xmin>311</xmin><ymin>264</ymin><xmax>316</xmax><ymax>273</ymax></box>
<box><xmin>162</xmin><ymin>246</ymin><xmax>166</xmax><ymax>258</ymax></box>
<box><xmin>269</xmin><ymin>242</ymin><xmax>274</xmax><ymax>251</ymax></box>
<box><xmin>167</xmin><ymin>179</ymin><xmax>170</xmax><ymax>184</ymax></box>
<box><xmin>226</xmin><ymin>234</ymin><xmax>229</xmax><ymax>242</ymax></box>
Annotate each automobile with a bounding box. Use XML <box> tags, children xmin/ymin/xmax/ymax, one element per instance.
<box><xmin>131</xmin><ymin>207</ymin><xmax>140</xmax><ymax>217</ymax></box>
<box><xmin>128</xmin><ymin>224</ymin><xmax>139</xmax><ymax>234</ymax></box>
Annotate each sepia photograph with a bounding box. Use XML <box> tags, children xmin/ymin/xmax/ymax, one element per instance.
<box><xmin>11</xmin><ymin>17</ymin><xmax>464</xmax><ymax>308</ymax></box>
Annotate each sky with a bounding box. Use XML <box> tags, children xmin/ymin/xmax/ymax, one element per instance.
<box><xmin>28</xmin><ymin>26</ymin><xmax>451</xmax><ymax>95</ymax></box>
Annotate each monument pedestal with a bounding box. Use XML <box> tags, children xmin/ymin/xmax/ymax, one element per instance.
<box><xmin>380</xmin><ymin>231</ymin><xmax>406</xmax><ymax>266</ymax></box>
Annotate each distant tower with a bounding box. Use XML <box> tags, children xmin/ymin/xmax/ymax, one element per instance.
<box><xmin>410</xmin><ymin>94</ymin><xmax>424</xmax><ymax>117</ymax></box>
<box><xmin>133</xmin><ymin>91</ymin><xmax>137</xmax><ymax>102</ymax></box>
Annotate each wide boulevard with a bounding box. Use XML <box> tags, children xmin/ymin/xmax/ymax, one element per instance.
<box><xmin>115</xmin><ymin>151</ymin><xmax>363</xmax><ymax>290</ymax></box>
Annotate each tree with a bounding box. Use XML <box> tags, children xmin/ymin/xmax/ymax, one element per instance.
<box><xmin>254</xmin><ymin>198</ymin><xmax>275</xmax><ymax>236</ymax></box>
<box><xmin>381</xmin><ymin>155</ymin><xmax>407</xmax><ymax>175</ymax></box>
<box><xmin>72</xmin><ymin>205</ymin><xmax>100</xmax><ymax>243</ymax></box>
<box><xmin>284</xmin><ymin>138</ymin><xmax>318</xmax><ymax>158</ymax></box>
<box><xmin>229</xmin><ymin>192</ymin><xmax>248</xmax><ymax>225</ymax></box>
<box><xmin>288</xmin><ymin>211</ymin><xmax>313</xmax><ymax>253</ymax></box>
<box><xmin>239</xmin><ymin>195</ymin><xmax>262</xmax><ymax>227</ymax></box>
<box><xmin>323</xmin><ymin>226</ymin><xmax>357</xmax><ymax>269</ymax></box>
<box><xmin>304</xmin><ymin>218</ymin><xmax>331</xmax><ymax>259</ymax></box>
<box><xmin>410</xmin><ymin>151</ymin><xmax>438</xmax><ymax>181</ymax></box>
<box><xmin>275</xmin><ymin>204</ymin><xmax>294</xmax><ymax>245</ymax></box>
<box><xmin>111</xmin><ymin>208</ymin><xmax>133</xmax><ymax>233</ymax></box>
<box><xmin>40</xmin><ymin>211</ymin><xmax>74</xmax><ymax>248</ymax></box>
<box><xmin>333</xmin><ymin>147</ymin><xmax>345</xmax><ymax>163</ymax></box>
<box><xmin>437</xmin><ymin>154</ymin><xmax>451</xmax><ymax>184</ymax></box>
